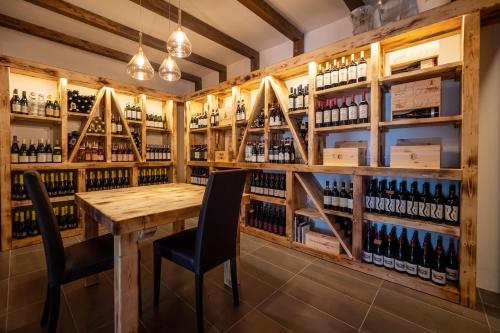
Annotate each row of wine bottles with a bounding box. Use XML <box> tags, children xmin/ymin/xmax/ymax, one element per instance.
<box><xmin>247</xmin><ymin>201</ymin><xmax>286</xmax><ymax>236</ymax></box>
<box><xmin>363</xmin><ymin>223</ymin><xmax>458</xmax><ymax>286</ymax></box>
<box><xmin>250</xmin><ymin>108</ymin><xmax>265</xmax><ymax>129</ymax></box>
<box><xmin>11</xmin><ymin>136</ymin><xmax>62</xmax><ymax>164</ymax></box>
<box><xmin>76</xmin><ymin>140</ymin><xmax>105</xmax><ymax>162</ymax></box>
<box><xmin>123</xmin><ymin>103</ymin><xmax>142</xmax><ymax>121</ymax></box>
<box><xmin>86</xmin><ymin>169</ymin><xmax>130</xmax><ymax>191</ymax></box>
<box><xmin>146</xmin><ymin>145</ymin><xmax>172</xmax><ymax>161</ymax></box>
<box><xmin>249</xmin><ymin>172</ymin><xmax>287</xmax><ymax>199</ymax></box>
<box><xmin>323</xmin><ymin>181</ymin><xmax>354</xmax><ymax>213</ymax></box>
<box><xmin>68</xmin><ymin>89</ymin><xmax>95</xmax><ymax>114</ymax></box>
<box><xmin>189</xmin><ymin>112</ymin><xmax>209</xmax><ymax>129</ymax></box>
<box><xmin>366</xmin><ymin>179</ymin><xmax>459</xmax><ymax>225</ymax></box>
<box><xmin>87</xmin><ymin>116</ymin><xmax>106</xmax><ymax>134</ymax></box>
<box><xmin>235</xmin><ymin>99</ymin><xmax>247</xmax><ymax>122</ymax></box>
<box><xmin>315</xmin><ymin>92</ymin><xmax>369</xmax><ymax>127</ymax></box>
<box><xmin>12</xmin><ymin>203</ymin><xmax>78</xmax><ymax>239</ymax></box>
<box><xmin>316</xmin><ymin>52</ymin><xmax>367</xmax><ymax>90</ymax></box>
<box><xmin>190</xmin><ymin>167</ymin><xmax>209</xmax><ymax>186</ymax></box>
<box><xmin>111</xmin><ymin>143</ymin><xmax>136</xmax><ymax>162</ymax></box>
<box><xmin>138</xmin><ymin>167</ymin><xmax>169</xmax><ymax>186</ymax></box>
<box><xmin>269</xmin><ymin>103</ymin><xmax>285</xmax><ymax>127</ymax></box>
<box><xmin>11</xmin><ymin>89</ymin><xmax>61</xmax><ymax>117</ymax></box>
<box><xmin>146</xmin><ymin>114</ymin><xmax>168</xmax><ymax>129</ymax></box>
<box><xmin>244</xmin><ymin>138</ymin><xmax>297</xmax><ymax>164</ymax></box>
<box><xmin>190</xmin><ymin>144</ymin><xmax>208</xmax><ymax>161</ymax></box>
<box><xmin>288</xmin><ymin>84</ymin><xmax>310</xmax><ymax>112</ymax></box>
<box><xmin>12</xmin><ymin>171</ymin><xmax>75</xmax><ymax>200</ymax></box>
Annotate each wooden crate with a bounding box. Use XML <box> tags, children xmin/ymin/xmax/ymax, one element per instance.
<box><xmin>323</xmin><ymin>147</ymin><xmax>366</xmax><ymax>167</ymax></box>
<box><xmin>390</xmin><ymin>144</ymin><xmax>441</xmax><ymax>169</ymax></box>
<box><xmin>305</xmin><ymin>231</ymin><xmax>340</xmax><ymax>255</ymax></box>
<box><xmin>214</xmin><ymin>150</ymin><xmax>229</xmax><ymax>162</ymax></box>
<box><xmin>391</xmin><ymin>77</ymin><xmax>441</xmax><ymax>117</ymax></box>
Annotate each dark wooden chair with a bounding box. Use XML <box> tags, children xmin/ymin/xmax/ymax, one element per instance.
<box><xmin>153</xmin><ymin>169</ymin><xmax>247</xmax><ymax>333</ymax></box>
<box><xmin>23</xmin><ymin>171</ymin><xmax>114</xmax><ymax>333</ymax></box>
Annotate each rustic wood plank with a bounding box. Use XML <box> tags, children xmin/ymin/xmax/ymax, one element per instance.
<box><xmin>459</xmin><ymin>12</ymin><xmax>479</xmax><ymax>308</ymax></box>
<box><xmin>370</xmin><ymin>42</ymin><xmax>381</xmax><ymax>167</ymax></box>
<box><xmin>0</xmin><ymin>66</ymin><xmax>11</xmax><ymax>251</ymax></box>
<box><xmin>352</xmin><ymin>175</ymin><xmax>363</xmax><ymax>260</ymax></box>
<box><xmin>169</xmin><ymin>100</ymin><xmax>178</xmax><ymax>182</ymax></box>
<box><xmin>379</xmin><ymin>115</ymin><xmax>462</xmax><ymax>129</ymax></box>
<box><xmin>58</xmin><ymin>78</ymin><xmax>68</xmax><ymax>162</ymax></box>
<box><xmin>105</xmin><ymin>88</ymin><xmax>112</xmax><ymax>163</ymax></box>
<box><xmin>380</xmin><ymin>61</ymin><xmax>462</xmax><ymax>86</ymax></box>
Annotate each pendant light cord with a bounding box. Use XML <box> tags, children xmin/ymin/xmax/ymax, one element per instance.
<box><xmin>178</xmin><ymin>0</ymin><xmax>181</xmax><ymax>27</ymax></box>
<box><xmin>139</xmin><ymin>0</ymin><xmax>143</xmax><ymax>47</ymax></box>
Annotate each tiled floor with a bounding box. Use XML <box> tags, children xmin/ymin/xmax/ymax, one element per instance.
<box><xmin>0</xmin><ymin>224</ymin><xmax>498</xmax><ymax>333</ymax></box>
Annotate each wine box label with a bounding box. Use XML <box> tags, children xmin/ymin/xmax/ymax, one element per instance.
<box><xmin>431</xmin><ymin>270</ymin><xmax>446</xmax><ymax>285</ymax></box>
<box><xmin>395</xmin><ymin>259</ymin><xmax>406</xmax><ymax>272</ymax></box>
<box><xmin>373</xmin><ymin>254</ymin><xmax>383</xmax><ymax>266</ymax></box>
<box><xmin>446</xmin><ymin>267</ymin><xmax>459</xmax><ymax>281</ymax></box>
<box><xmin>418</xmin><ymin>266</ymin><xmax>431</xmax><ymax>279</ymax></box>
<box><xmin>383</xmin><ymin>256</ymin><xmax>395</xmax><ymax>269</ymax></box>
<box><xmin>406</xmin><ymin>262</ymin><xmax>418</xmax><ymax>275</ymax></box>
<box><xmin>362</xmin><ymin>251</ymin><xmax>373</xmax><ymax>263</ymax></box>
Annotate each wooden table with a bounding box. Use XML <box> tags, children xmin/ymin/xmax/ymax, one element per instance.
<box><xmin>75</xmin><ymin>183</ymin><xmax>240</xmax><ymax>333</ymax></box>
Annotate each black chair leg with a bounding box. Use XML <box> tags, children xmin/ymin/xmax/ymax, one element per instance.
<box><xmin>153</xmin><ymin>251</ymin><xmax>162</xmax><ymax>307</ymax></box>
<box><xmin>47</xmin><ymin>284</ymin><xmax>60</xmax><ymax>333</ymax></box>
<box><xmin>230</xmin><ymin>257</ymin><xmax>239</xmax><ymax>307</ymax></box>
<box><xmin>40</xmin><ymin>286</ymin><xmax>51</xmax><ymax>325</ymax></box>
<box><xmin>195</xmin><ymin>273</ymin><xmax>204</xmax><ymax>333</ymax></box>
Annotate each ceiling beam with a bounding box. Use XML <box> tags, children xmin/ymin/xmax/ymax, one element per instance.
<box><xmin>129</xmin><ymin>0</ymin><xmax>260</xmax><ymax>70</ymax></box>
<box><xmin>343</xmin><ymin>0</ymin><xmax>365</xmax><ymax>12</ymax></box>
<box><xmin>24</xmin><ymin>0</ymin><xmax>226</xmax><ymax>82</ymax></box>
<box><xmin>0</xmin><ymin>13</ymin><xmax>202</xmax><ymax>90</ymax></box>
<box><xmin>236</xmin><ymin>0</ymin><xmax>304</xmax><ymax>56</ymax></box>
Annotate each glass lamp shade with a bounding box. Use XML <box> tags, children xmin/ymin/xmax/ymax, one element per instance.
<box><xmin>159</xmin><ymin>54</ymin><xmax>181</xmax><ymax>81</ymax></box>
<box><xmin>126</xmin><ymin>47</ymin><xmax>155</xmax><ymax>81</ymax></box>
<box><xmin>167</xmin><ymin>27</ymin><xmax>192</xmax><ymax>58</ymax></box>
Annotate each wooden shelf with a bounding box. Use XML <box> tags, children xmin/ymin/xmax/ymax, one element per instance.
<box><xmin>323</xmin><ymin>208</ymin><xmax>353</xmax><ymax>219</ymax></box>
<box><xmin>189</xmin><ymin>127</ymin><xmax>208</xmax><ymax>133</ymax></box>
<box><xmin>363</xmin><ymin>212</ymin><xmax>460</xmax><ymax>237</ymax></box>
<box><xmin>269</xmin><ymin>125</ymin><xmax>289</xmax><ymax>131</ymax></box>
<box><xmin>68</xmin><ymin>112</ymin><xmax>90</xmax><ymax>119</ymax></box>
<box><xmin>210</xmin><ymin>124</ymin><xmax>232</xmax><ymax>130</ymax></box>
<box><xmin>236</xmin><ymin>120</ymin><xmax>248</xmax><ymax>126</ymax></box>
<box><xmin>291</xmin><ymin>241</ymin><xmax>346</xmax><ymax>260</ymax></box>
<box><xmin>12</xmin><ymin>195</ymin><xmax>75</xmax><ymax>208</ymax></box>
<box><xmin>141</xmin><ymin>161</ymin><xmax>173</xmax><ymax>167</ymax></box>
<box><xmin>112</xmin><ymin>134</ymin><xmax>130</xmax><ymax>139</ymax></box>
<box><xmin>295</xmin><ymin>207</ymin><xmax>323</xmax><ymax>219</ymax></box>
<box><xmin>314</xmin><ymin>122</ymin><xmax>371</xmax><ymax>134</ymax></box>
<box><xmin>146</xmin><ymin>127</ymin><xmax>171</xmax><ymax>133</ymax></box>
<box><xmin>10</xmin><ymin>113</ymin><xmax>62</xmax><ymax>124</ymax></box>
<box><xmin>10</xmin><ymin>161</ymin><xmax>172</xmax><ymax>170</ymax></box>
<box><xmin>249</xmin><ymin>194</ymin><xmax>286</xmax><ymax>205</ymax></box>
<box><xmin>85</xmin><ymin>132</ymin><xmax>106</xmax><ymax>137</ymax></box>
<box><xmin>315</xmin><ymin>81</ymin><xmax>371</xmax><ymax>97</ymax></box>
<box><xmin>187</xmin><ymin>160</ymin><xmax>210</xmax><ymax>167</ymax></box>
<box><xmin>127</xmin><ymin>120</ymin><xmax>143</xmax><ymax>125</ymax></box>
<box><xmin>380</xmin><ymin>62</ymin><xmax>462</xmax><ymax>87</ymax></box>
<box><xmin>12</xmin><ymin>227</ymin><xmax>81</xmax><ymax>249</ymax></box>
<box><xmin>240</xmin><ymin>224</ymin><xmax>289</xmax><ymax>247</ymax></box>
<box><xmin>10</xmin><ymin>162</ymin><xmax>68</xmax><ymax>171</ymax></box>
<box><xmin>247</xmin><ymin>127</ymin><xmax>265</xmax><ymax>133</ymax></box>
<box><xmin>287</xmin><ymin>109</ymin><xmax>308</xmax><ymax>117</ymax></box>
<box><xmin>379</xmin><ymin>115</ymin><xmax>462</xmax><ymax>129</ymax></box>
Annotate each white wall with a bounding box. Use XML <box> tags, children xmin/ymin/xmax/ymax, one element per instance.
<box><xmin>477</xmin><ymin>22</ymin><xmax>500</xmax><ymax>294</ymax></box>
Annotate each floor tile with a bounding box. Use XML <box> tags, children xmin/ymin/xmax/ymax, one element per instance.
<box><xmin>8</xmin><ymin>270</ymin><xmax>47</xmax><ymax>312</ymax></box>
<box><xmin>0</xmin><ymin>252</ymin><xmax>9</xmax><ymax>281</ymax></box>
<box><xmin>263</xmin><ymin>243</ymin><xmax>316</xmax><ymax>262</ymax></box>
<box><xmin>481</xmin><ymin>288</ymin><xmax>500</xmax><ymax>308</ymax></box>
<box><xmin>9</xmin><ymin>250</ymin><xmax>45</xmax><ymax>277</ymax></box>
<box><xmin>227</xmin><ymin>309</ymin><xmax>290</xmax><ymax>333</ymax></box>
<box><xmin>9</xmin><ymin>243</ymin><xmax>43</xmax><ymax>257</ymax></box>
<box><xmin>0</xmin><ymin>280</ymin><xmax>7</xmax><ymax>317</ymax></box>
<box><xmin>282</xmin><ymin>275</ymin><xmax>370</xmax><ymax>328</ymax></box>
<box><xmin>299</xmin><ymin>261</ymin><xmax>380</xmax><ymax>304</ymax></box>
<box><xmin>89</xmin><ymin>320</ymin><xmax>150</xmax><ymax>333</ymax></box>
<box><xmin>360</xmin><ymin>306</ymin><xmax>434</xmax><ymax>333</ymax></box>
<box><xmin>239</xmin><ymin>234</ymin><xmax>269</xmax><ymax>254</ymax></box>
<box><xmin>251</xmin><ymin>245</ymin><xmax>312</xmax><ymax>273</ymax></box>
<box><xmin>374</xmin><ymin>287</ymin><xmax>490</xmax><ymax>333</ymax></box>
<box><xmin>0</xmin><ymin>316</ymin><xmax>5</xmax><ymax>333</ymax></box>
<box><xmin>311</xmin><ymin>259</ymin><xmax>382</xmax><ymax>287</ymax></box>
<box><xmin>485</xmin><ymin>303</ymin><xmax>500</xmax><ymax>329</ymax></box>
<box><xmin>159</xmin><ymin>260</ymin><xmax>195</xmax><ymax>292</ymax></box>
<box><xmin>259</xmin><ymin>291</ymin><xmax>357</xmax><ymax>333</ymax></box>
<box><xmin>239</xmin><ymin>254</ymin><xmax>294</xmax><ymax>289</ymax></box>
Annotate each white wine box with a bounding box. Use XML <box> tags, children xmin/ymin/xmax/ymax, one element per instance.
<box><xmin>305</xmin><ymin>231</ymin><xmax>340</xmax><ymax>255</ymax></box>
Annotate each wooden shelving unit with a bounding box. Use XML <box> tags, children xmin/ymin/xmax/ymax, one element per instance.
<box><xmin>315</xmin><ymin>81</ymin><xmax>371</xmax><ymax>97</ymax></box>
<box><xmin>379</xmin><ymin>61</ymin><xmax>462</xmax><ymax>87</ymax></box>
<box><xmin>11</xmin><ymin>195</ymin><xmax>75</xmax><ymax>208</ymax></box>
<box><xmin>314</xmin><ymin>123</ymin><xmax>371</xmax><ymax>134</ymax></box>
<box><xmin>379</xmin><ymin>115</ymin><xmax>462</xmax><ymax>129</ymax></box>
<box><xmin>10</xmin><ymin>113</ymin><xmax>62</xmax><ymax>124</ymax></box>
<box><xmin>249</xmin><ymin>194</ymin><xmax>286</xmax><ymax>205</ymax></box>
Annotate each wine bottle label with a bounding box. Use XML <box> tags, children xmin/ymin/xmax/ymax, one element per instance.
<box><xmin>358</xmin><ymin>63</ymin><xmax>367</xmax><ymax>78</ymax></box>
<box><xmin>366</xmin><ymin>195</ymin><xmax>375</xmax><ymax>209</ymax></box>
<box><xmin>21</xmin><ymin>105</ymin><xmax>28</xmax><ymax>114</ymax></box>
<box><xmin>340</xmin><ymin>107</ymin><xmax>348</xmax><ymax>121</ymax></box>
<box><xmin>46</xmin><ymin>154</ymin><xmax>52</xmax><ymax>163</ymax></box>
<box><xmin>289</xmin><ymin>97</ymin><xmax>295</xmax><ymax>109</ymax></box>
<box><xmin>407</xmin><ymin>200</ymin><xmax>418</xmax><ymax>216</ymax></box>
<box><xmin>323</xmin><ymin>73</ymin><xmax>331</xmax><ymax>87</ymax></box>
<box><xmin>339</xmin><ymin>197</ymin><xmax>348</xmax><ymax>208</ymax></box>
<box><xmin>419</xmin><ymin>202</ymin><xmax>430</xmax><ymax>218</ymax></box>
<box><xmin>359</xmin><ymin>105</ymin><xmax>368</xmax><ymax>119</ymax></box>
<box><xmin>296</xmin><ymin>98</ymin><xmax>303</xmax><ymax>109</ymax></box>
<box><xmin>373</xmin><ymin>254</ymin><xmax>383</xmax><ymax>265</ymax></box>
<box><xmin>263</xmin><ymin>188</ymin><xmax>269</xmax><ymax>196</ymax></box>
<box><xmin>250</xmin><ymin>185</ymin><xmax>255</xmax><ymax>193</ymax></box>
<box><xmin>446</xmin><ymin>267</ymin><xmax>459</xmax><ymax>281</ymax></box>
<box><xmin>53</xmin><ymin>154</ymin><xmax>62</xmax><ymax>163</ymax></box>
<box><xmin>362</xmin><ymin>251</ymin><xmax>373</xmax><ymax>263</ymax></box>
<box><xmin>323</xmin><ymin>110</ymin><xmax>331</xmax><ymax>123</ymax></box>
<box><xmin>112</xmin><ymin>153</ymin><xmax>117</xmax><ymax>161</ymax></box>
<box><xmin>332</xmin><ymin>109</ymin><xmax>339</xmax><ymax>122</ymax></box>
<box><xmin>348</xmin><ymin>66</ymin><xmax>357</xmax><ymax>81</ymax></box>
<box><xmin>418</xmin><ymin>266</ymin><xmax>431</xmax><ymax>279</ymax></box>
<box><xmin>397</xmin><ymin>199</ymin><xmax>406</xmax><ymax>214</ymax></box>
<box><xmin>19</xmin><ymin>155</ymin><xmax>29</xmax><ymax>163</ymax></box>
<box><xmin>339</xmin><ymin>69</ymin><xmax>348</xmax><ymax>82</ymax></box>
<box><xmin>395</xmin><ymin>259</ymin><xmax>406</xmax><ymax>272</ymax></box>
<box><xmin>315</xmin><ymin>111</ymin><xmax>323</xmax><ymax>124</ymax></box>
<box><xmin>12</xmin><ymin>104</ymin><xmax>21</xmax><ymax>112</ymax></box>
<box><xmin>385</xmin><ymin>198</ymin><xmax>395</xmax><ymax>212</ymax></box>
<box><xmin>348</xmin><ymin>106</ymin><xmax>357</xmax><ymax>120</ymax></box>
<box><xmin>332</xmin><ymin>196</ymin><xmax>340</xmax><ymax>207</ymax></box>
<box><xmin>324</xmin><ymin>196</ymin><xmax>332</xmax><ymax>206</ymax></box>
<box><xmin>331</xmin><ymin>71</ymin><xmax>339</xmax><ymax>85</ymax></box>
<box><xmin>316</xmin><ymin>75</ymin><xmax>323</xmax><ymax>89</ymax></box>
<box><xmin>445</xmin><ymin>205</ymin><xmax>459</xmax><ymax>222</ymax></box>
<box><xmin>282</xmin><ymin>190</ymin><xmax>286</xmax><ymax>198</ymax></box>
<box><xmin>11</xmin><ymin>153</ymin><xmax>19</xmax><ymax>163</ymax></box>
<box><xmin>304</xmin><ymin>95</ymin><xmax>309</xmax><ymax>108</ymax></box>
<box><xmin>383</xmin><ymin>256</ymin><xmax>395</xmax><ymax>269</ymax></box>
<box><xmin>37</xmin><ymin>153</ymin><xmax>46</xmax><ymax>163</ymax></box>
<box><xmin>28</xmin><ymin>155</ymin><xmax>36</xmax><ymax>163</ymax></box>
<box><xmin>431</xmin><ymin>203</ymin><xmax>444</xmax><ymax>220</ymax></box>
<box><xmin>347</xmin><ymin>199</ymin><xmax>353</xmax><ymax>210</ymax></box>
<box><xmin>406</xmin><ymin>262</ymin><xmax>418</xmax><ymax>275</ymax></box>
<box><xmin>431</xmin><ymin>270</ymin><xmax>446</xmax><ymax>285</ymax></box>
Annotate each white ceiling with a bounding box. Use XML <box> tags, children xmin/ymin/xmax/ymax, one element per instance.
<box><xmin>0</xmin><ymin>0</ymin><xmax>351</xmax><ymax>83</ymax></box>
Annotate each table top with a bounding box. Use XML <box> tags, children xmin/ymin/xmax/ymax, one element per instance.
<box><xmin>75</xmin><ymin>183</ymin><xmax>207</xmax><ymax>235</ymax></box>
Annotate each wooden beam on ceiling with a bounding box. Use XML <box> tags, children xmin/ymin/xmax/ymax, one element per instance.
<box><xmin>24</xmin><ymin>0</ymin><xmax>227</xmax><ymax>82</ymax></box>
<box><xmin>344</xmin><ymin>0</ymin><xmax>365</xmax><ymax>12</ymax></box>
<box><xmin>129</xmin><ymin>0</ymin><xmax>260</xmax><ymax>70</ymax></box>
<box><xmin>0</xmin><ymin>13</ymin><xmax>202</xmax><ymax>90</ymax></box>
<box><xmin>236</xmin><ymin>0</ymin><xmax>304</xmax><ymax>56</ymax></box>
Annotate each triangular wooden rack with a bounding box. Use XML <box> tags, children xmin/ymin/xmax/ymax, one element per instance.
<box><xmin>294</xmin><ymin>172</ymin><xmax>353</xmax><ymax>259</ymax></box>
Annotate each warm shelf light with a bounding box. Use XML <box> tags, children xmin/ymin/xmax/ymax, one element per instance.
<box><xmin>127</xmin><ymin>34</ymin><xmax>154</xmax><ymax>81</ymax></box>
<box><xmin>159</xmin><ymin>54</ymin><xmax>181</xmax><ymax>81</ymax></box>
<box><xmin>167</xmin><ymin>1</ymin><xmax>192</xmax><ymax>58</ymax></box>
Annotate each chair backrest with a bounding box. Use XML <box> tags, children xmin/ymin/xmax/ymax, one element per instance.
<box><xmin>194</xmin><ymin>169</ymin><xmax>247</xmax><ymax>274</ymax></box>
<box><xmin>23</xmin><ymin>171</ymin><xmax>65</xmax><ymax>283</ymax></box>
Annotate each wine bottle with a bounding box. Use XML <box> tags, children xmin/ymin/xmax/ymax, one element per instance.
<box><xmin>446</xmin><ymin>239</ymin><xmax>459</xmax><ymax>282</ymax></box>
<box><xmin>394</xmin><ymin>228</ymin><xmax>408</xmax><ymax>273</ymax></box>
<box><xmin>362</xmin><ymin>224</ymin><xmax>374</xmax><ymax>263</ymax></box>
<box><xmin>27</xmin><ymin>139</ymin><xmax>37</xmax><ymax>163</ymax></box>
<box><xmin>396</xmin><ymin>181</ymin><xmax>407</xmax><ymax>217</ymax></box>
<box><xmin>365</xmin><ymin>179</ymin><xmax>376</xmax><ymax>212</ymax></box>
<box><xmin>358</xmin><ymin>91</ymin><xmax>369</xmax><ymax>123</ymax></box>
<box><xmin>406</xmin><ymin>181</ymin><xmax>419</xmax><ymax>218</ymax></box>
<box><xmin>418</xmin><ymin>182</ymin><xmax>432</xmax><ymax>221</ymax></box>
<box><xmin>322</xmin><ymin>100</ymin><xmax>332</xmax><ymax>127</ymax></box>
<box><xmin>11</xmin><ymin>135</ymin><xmax>20</xmax><ymax>163</ymax></box>
<box><xmin>431</xmin><ymin>184</ymin><xmax>445</xmax><ymax>223</ymax></box>
<box><xmin>339</xmin><ymin>182</ymin><xmax>348</xmax><ymax>212</ymax></box>
<box><xmin>347</xmin><ymin>54</ymin><xmax>358</xmax><ymax>84</ymax></box>
<box><xmin>357</xmin><ymin>51</ymin><xmax>367</xmax><ymax>82</ymax></box>
<box><xmin>20</xmin><ymin>91</ymin><xmax>29</xmax><ymax>114</ymax></box>
<box><xmin>331</xmin><ymin>59</ymin><xmax>339</xmax><ymax>87</ymax></box>
<box><xmin>444</xmin><ymin>185</ymin><xmax>459</xmax><ymax>226</ymax></box>
<box><xmin>393</xmin><ymin>108</ymin><xmax>439</xmax><ymax>120</ymax></box>
<box><xmin>315</xmin><ymin>101</ymin><xmax>323</xmax><ymax>128</ymax></box>
<box><xmin>339</xmin><ymin>57</ymin><xmax>348</xmax><ymax>86</ymax></box>
<box><xmin>406</xmin><ymin>230</ymin><xmax>420</xmax><ymax>276</ymax></box>
<box><xmin>323</xmin><ymin>181</ymin><xmax>332</xmax><ymax>209</ymax></box>
<box><xmin>10</xmin><ymin>89</ymin><xmax>21</xmax><ymax>113</ymax></box>
<box><xmin>331</xmin><ymin>98</ymin><xmax>340</xmax><ymax>127</ymax></box>
<box><xmin>372</xmin><ymin>224</ymin><xmax>385</xmax><ymax>266</ymax></box>
<box><xmin>384</xmin><ymin>226</ymin><xmax>397</xmax><ymax>269</ymax></box>
<box><xmin>331</xmin><ymin>181</ymin><xmax>340</xmax><ymax>210</ymax></box>
<box><xmin>288</xmin><ymin>87</ymin><xmax>295</xmax><ymax>111</ymax></box>
<box><xmin>316</xmin><ymin>64</ymin><xmax>324</xmax><ymax>90</ymax></box>
<box><xmin>323</xmin><ymin>62</ymin><xmax>331</xmax><ymax>89</ymax></box>
<box><xmin>418</xmin><ymin>233</ymin><xmax>433</xmax><ymax>280</ymax></box>
<box><xmin>431</xmin><ymin>236</ymin><xmax>447</xmax><ymax>285</ymax></box>
<box><xmin>339</xmin><ymin>96</ymin><xmax>348</xmax><ymax>126</ymax></box>
<box><xmin>385</xmin><ymin>180</ymin><xmax>397</xmax><ymax>216</ymax></box>
<box><xmin>376</xmin><ymin>179</ymin><xmax>387</xmax><ymax>214</ymax></box>
<box><xmin>53</xmin><ymin>140</ymin><xmax>62</xmax><ymax>163</ymax></box>
<box><xmin>348</xmin><ymin>94</ymin><xmax>358</xmax><ymax>125</ymax></box>
<box><xmin>347</xmin><ymin>182</ymin><xmax>354</xmax><ymax>214</ymax></box>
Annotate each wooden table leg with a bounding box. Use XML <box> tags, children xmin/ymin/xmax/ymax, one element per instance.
<box><xmin>172</xmin><ymin>219</ymin><xmax>185</xmax><ymax>233</ymax></box>
<box><xmin>114</xmin><ymin>231</ymin><xmax>140</xmax><ymax>333</ymax></box>
<box><xmin>80</xmin><ymin>205</ymin><xmax>99</xmax><ymax>287</ymax></box>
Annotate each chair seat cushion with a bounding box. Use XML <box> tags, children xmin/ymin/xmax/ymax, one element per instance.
<box><xmin>153</xmin><ymin>228</ymin><xmax>197</xmax><ymax>271</ymax></box>
<box><xmin>63</xmin><ymin>234</ymin><xmax>114</xmax><ymax>283</ymax></box>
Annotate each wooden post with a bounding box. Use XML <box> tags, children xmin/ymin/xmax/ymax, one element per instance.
<box><xmin>264</xmin><ymin>79</ymin><xmax>270</xmax><ymax>163</ymax></box>
<box><xmin>285</xmin><ymin>171</ymin><xmax>294</xmax><ymax>242</ymax></box>
<box><xmin>459</xmin><ymin>12</ymin><xmax>479</xmax><ymax>308</ymax></box>
<box><xmin>170</xmin><ymin>100</ymin><xmax>177</xmax><ymax>182</ymax></box>
<box><xmin>139</xmin><ymin>94</ymin><xmax>147</xmax><ymax>161</ymax></box>
<box><xmin>231</xmin><ymin>86</ymin><xmax>240</xmax><ymax>162</ymax></box>
<box><xmin>308</xmin><ymin>62</ymin><xmax>319</xmax><ymax>165</ymax></box>
<box><xmin>370</xmin><ymin>42</ymin><xmax>381</xmax><ymax>167</ymax></box>
<box><xmin>0</xmin><ymin>66</ymin><xmax>11</xmax><ymax>251</ymax></box>
<box><xmin>58</xmin><ymin>78</ymin><xmax>68</xmax><ymax>162</ymax></box>
<box><xmin>105</xmin><ymin>88</ymin><xmax>112</xmax><ymax>163</ymax></box>
<box><xmin>352</xmin><ymin>175</ymin><xmax>364</xmax><ymax>260</ymax></box>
